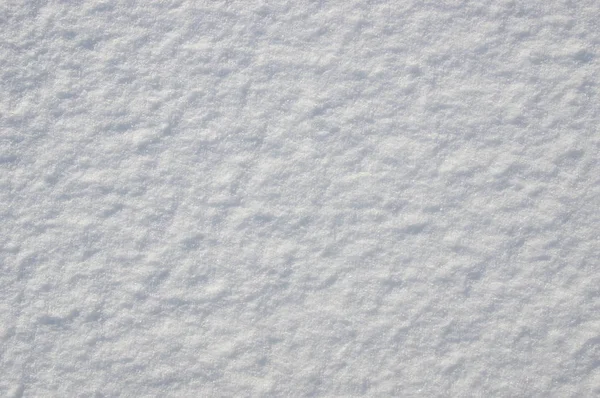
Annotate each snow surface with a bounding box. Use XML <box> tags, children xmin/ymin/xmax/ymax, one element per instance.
<box><xmin>1</xmin><ymin>1</ymin><xmax>599</xmax><ymax>396</ymax></box>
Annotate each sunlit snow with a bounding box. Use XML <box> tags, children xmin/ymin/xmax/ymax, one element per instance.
<box><xmin>1</xmin><ymin>1</ymin><xmax>599</xmax><ymax>396</ymax></box>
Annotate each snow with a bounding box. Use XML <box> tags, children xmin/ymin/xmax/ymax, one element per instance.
<box><xmin>1</xmin><ymin>0</ymin><xmax>599</xmax><ymax>396</ymax></box>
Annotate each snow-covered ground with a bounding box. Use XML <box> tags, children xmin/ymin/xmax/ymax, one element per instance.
<box><xmin>1</xmin><ymin>1</ymin><xmax>599</xmax><ymax>396</ymax></box>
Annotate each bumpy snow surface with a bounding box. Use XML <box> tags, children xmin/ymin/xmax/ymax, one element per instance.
<box><xmin>1</xmin><ymin>1</ymin><xmax>599</xmax><ymax>396</ymax></box>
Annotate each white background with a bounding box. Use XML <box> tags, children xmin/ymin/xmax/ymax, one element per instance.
<box><xmin>1</xmin><ymin>1</ymin><xmax>599</xmax><ymax>396</ymax></box>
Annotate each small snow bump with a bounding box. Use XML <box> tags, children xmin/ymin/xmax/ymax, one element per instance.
<box><xmin>573</xmin><ymin>49</ymin><xmax>594</xmax><ymax>63</ymax></box>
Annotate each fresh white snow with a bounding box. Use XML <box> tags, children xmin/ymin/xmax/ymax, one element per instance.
<box><xmin>1</xmin><ymin>1</ymin><xmax>599</xmax><ymax>396</ymax></box>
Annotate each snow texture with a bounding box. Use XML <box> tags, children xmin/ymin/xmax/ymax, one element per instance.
<box><xmin>1</xmin><ymin>1</ymin><xmax>599</xmax><ymax>396</ymax></box>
